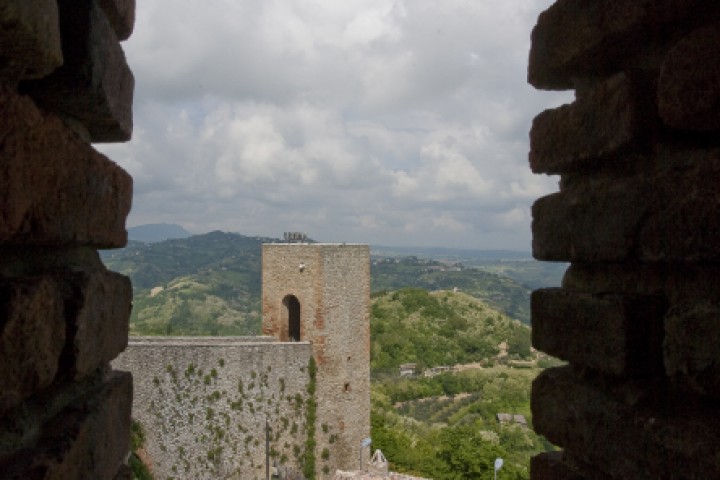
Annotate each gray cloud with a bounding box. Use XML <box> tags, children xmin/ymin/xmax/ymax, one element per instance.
<box><xmin>99</xmin><ymin>0</ymin><xmax>571</xmax><ymax>250</ymax></box>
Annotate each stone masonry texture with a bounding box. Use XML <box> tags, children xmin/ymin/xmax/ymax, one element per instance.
<box><xmin>529</xmin><ymin>2</ymin><xmax>720</xmax><ymax>479</ymax></box>
<box><xmin>0</xmin><ymin>0</ymin><xmax>135</xmax><ymax>478</ymax></box>
<box><xmin>114</xmin><ymin>243</ymin><xmax>372</xmax><ymax>479</ymax></box>
<box><xmin>114</xmin><ymin>338</ymin><xmax>315</xmax><ymax>480</ymax></box>
<box><xmin>21</xmin><ymin>0</ymin><xmax>135</xmax><ymax>142</ymax></box>
<box><xmin>0</xmin><ymin>0</ymin><xmax>63</xmax><ymax>83</ymax></box>
<box><xmin>263</xmin><ymin>244</ymin><xmax>371</xmax><ymax>478</ymax></box>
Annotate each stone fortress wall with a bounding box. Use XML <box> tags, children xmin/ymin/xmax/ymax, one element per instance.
<box><xmin>527</xmin><ymin>2</ymin><xmax>720</xmax><ymax>479</ymax></box>
<box><xmin>115</xmin><ymin>243</ymin><xmax>371</xmax><ymax>479</ymax></box>
<box><xmin>0</xmin><ymin>0</ymin><xmax>135</xmax><ymax>478</ymax></box>
<box><xmin>114</xmin><ymin>338</ymin><xmax>315</xmax><ymax>479</ymax></box>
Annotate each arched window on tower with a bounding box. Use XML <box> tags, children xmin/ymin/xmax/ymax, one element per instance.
<box><xmin>283</xmin><ymin>295</ymin><xmax>301</xmax><ymax>341</ymax></box>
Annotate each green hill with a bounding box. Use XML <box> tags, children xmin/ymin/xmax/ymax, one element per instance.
<box><xmin>102</xmin><ymin>231</ymin><xmax>270</xmax><ymax>335</ymax></box>
<box><xmin>371</xmin><ymin>288</ymin><xmax>531</xmax><ymax>376</ymax></box>
<box><xmin>102</xmin><ymin>232</ymin><xmax>539</xmax><ymax>335</ymax></box>
<box><xmin>372</xmin><ymin>256</ymin><xmax>532</xmax><ymax>324</ymax></box>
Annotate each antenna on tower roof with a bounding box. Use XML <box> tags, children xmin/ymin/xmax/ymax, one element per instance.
<box><xmin>283</xmin><ymin>232</ymin><xmax>308</xmax><ymax>243</ymax></box>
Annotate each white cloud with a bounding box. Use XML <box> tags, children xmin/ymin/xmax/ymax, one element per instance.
<box><xmin>99</xmin><ymin>0</ymin><xmax>572</xmax><ymax>250</ymax></box>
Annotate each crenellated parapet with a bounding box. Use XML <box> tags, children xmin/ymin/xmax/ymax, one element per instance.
<box><xmin>0</xmin><ymin>0</ymin><xmax>135</xmax><ymax>477</ymax></box>
<box><xmin>528</xmin><ymin>2</ymin><xmax>720</xmax><ymax>479</ymax></box>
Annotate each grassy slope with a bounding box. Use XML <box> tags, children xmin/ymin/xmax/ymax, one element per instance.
<box><xmin>371</xmin><ymin>288</ymin><xmax>531</xmax><ymax>376</ymax></box>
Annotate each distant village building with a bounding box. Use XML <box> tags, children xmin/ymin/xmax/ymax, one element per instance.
<box><xmin>497</xmin><ymin>340</ymin><xmax>509</xmax><ymax>364</ymax></box>
<box><xmin>496</xmin><ymin>413</ymin><xmax>528</xmax><ymax>428</ymax></box>
<box><xmin>496</xmin><ymin>413</ymin><xmax>513</xmax><ymax>424</ymax></box>
<box><xmin>513</xmin><ymin>414</ymin><xmax>528</xmax><ymax>427</ymax></box>
<box><xmin>399</xmin><ymin>363</ymin><xmax>417</xmax><ymax>377</ymax></box>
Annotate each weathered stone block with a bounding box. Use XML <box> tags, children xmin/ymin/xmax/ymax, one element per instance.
<box><xmin>535</xmin><ymin>151</ymin><xmax>720</xmax><ymax>263</ymax></box>
<box><xmin>22</xmin><ymin>0</ymin><xmax>134</xmax><ymax>142</ymax></box>
<box><xmin>0</xmin><ymin>276</ymin><xmax>65</xmax><ymax>413</ymax></box>
<box><xmin>528</xmin><ymin>0</ymin><xmax>716</xmax><ymax>89</ymax></box>
<box><xmin>0</xmin><ymin>371</ymin><xmax>132</xmax><ymax>480</ymax></box>
<box><xmin>531</xmin><ymin>193</ymin><xmax>572</xmax><ymax>261</ymax></box>
<box><xmin>112</xmin><ymin>464</ymin><xmax>133</xmax><ymax>480</ymax></box>
<box><xmin>533</xmin><ymin>367</ymin><xmax>720</xmax><ymax>479</ymax></box>
<box><xmin>531</xmin><ymin>452</ymin><xmax>589</xmax><ymax>480</ymax></box>
<box><xmin>637</xmin><ymin>150</ymin><xmax>720</xmax><ymax>262</ymax></box>
<box><xmin>665</xmin><ymin>303</ymin><xmax>720</xmax><ymax>398</ymax></box>
<box><xmin>532</xmin><ymin>289</ymin><xmax>666</xmax><ymax>376</ymax></box>
<box><xmin>532</xmin><ymin>178</ymin><xmax>648</xmax><ymax>262</ymax></box>
<box><xmin>658</xmin><ymin>22</ymin><xmax>720</xmax><ymax>130</ymax></box>
<box><xmin>97</xmin><ymin>0</ymin><xmax>135</xmax><ymax>41</ymax></box>
<box><xmin>0</xmin><ymin>86</ymin><xmax>132</xmax><ymax>247</ymax></box>
<box><xmin>64</xmin><ymin>270</ymin><xmax>132</xmax><ymax>379</ymax></box>
<box><xmin>530</xmin><ymin>73</ymin><xmax>650</xmax><ymax>174</ymax></box>
<box><xmin>0</xmin><ymin>0</ymin><xmax>63</xmax><ymax>83</ymax></box>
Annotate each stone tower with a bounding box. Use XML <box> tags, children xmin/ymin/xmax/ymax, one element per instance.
<box><xmin>262</xmin><ymin>242</ymin><xmax>371</xmax><ymax>476</ymax></box>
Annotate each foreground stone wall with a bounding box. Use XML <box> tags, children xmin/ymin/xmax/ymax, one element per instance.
<box><xmin>528</xmin><ymin>2</ymin><xmax>720</xmax><ymax>479</ymax></box>
<box><xmin>114</xmin><ymin>338</ymin><xmax>315</xmax><ymax>480</ymax></box>
<box><xmin>0</xmin><ymin>1</ymin><xmax>134</xmax><ymax>478</ymax></box>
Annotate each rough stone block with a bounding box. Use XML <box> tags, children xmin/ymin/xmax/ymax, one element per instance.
<box><xmin>531</xmin><ymin>452</ymin><xmax>589</xmax><ymax>480</ymax></box>
<box><xmin>112</xmin><ymin>464</ymin><xmax>133</xmax><ymax>480</ymax></box>
<box><xmin>97</xmin><ymin>0</ymin><xmax>135</xmax><ymax>41</ymax></box>
<box><xmin>64</xmin><ymin>270</ymin><xmax>132</xmax><ymax>379</ymax></box>
<box><xmin>22</xmin><ymin>0</ymin><xmax>134</xmax><ymax>142</ymax></box>
<box><xmin>530</xmin><ymin>73</ymin><xmax>651</xmax><ymax>174</ymax></box>
<box><xmin>658</xmin><ymin>22</ymin><xmax>720</xmax><ymax>130</ymax></box>
<box><xmin>532</xmin><ymin>289</ymin><xmax>666</xmax><ymax>376</ymax></box>
<box><xmin>533</xmin><ymin>367</ymin><xmax>720</xmax><ymax>479</ymax></box>
<box><xmin>0</xmin><ymin>86</ymin><xmax>132</xmax><ymax>247</ymax></box>
<box><xmin>665</xmin><ymin>303</ymin><xmax>720</xmax><ymax>398</ymax></box>
<box><xmin>0</xmin><ymin>0</ymin><xmax>63</xmax><ymax>83</ymax></box>
<box><xmin>638</xmin><ymin>149</ymin><xmax>720</xmax><ymax>262</ymax></box>
<box><xmin>532</xmin><ymin>178</ymin><xmax>648</xmax><ymax>262</ymax></box>
<box><xmin>531</xmin><ymin>193</ymin><xmax>571</xmax><ymax>261</ymax></box>
<box><xmin>534</xmin><ymin>150</ymin><xmax>720</xmax><ymax>263</ymax></box>
<box><xmin>0</xmin><ymin>371</ymin><xmax>132</xmax><ymax>480</ymax></box>
<box><xmin>0</xmin><ymin>276</ymin><xmax>65</xmax><ymax>413</ymax></box>
<box><xmin>528</xmin><ymin>0</ymin><xmax>716</xmax><ymax>89</ymax></box>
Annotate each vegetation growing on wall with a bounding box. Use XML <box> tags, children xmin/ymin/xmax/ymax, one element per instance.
<box><xmin>141</xmin><ymin>352</ymin><xmax>311</xmax><ymax>479</ymax></box>
<box><xmin>129</xmin><ymin>419</ymin><xmax>153</xmax><ymax>480</ymax></box>
<box><xmin>303</xmin><ymin>356</ymin><xmax>318</xmax><ymax>479</ymax></box>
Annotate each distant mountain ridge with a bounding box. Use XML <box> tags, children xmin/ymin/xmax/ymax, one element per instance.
<box><xmin>127</xmin><ymin>223</ymin><xmax>193</xmax><ymax>243</ymax></box>
<box><xmin>102</xmin><ymin>230</ymin><xmax>561</xmax><ymax>334</ymax></box>
<box><xmin>371</xmin><ymin>245</ymin><xmax>532</xmax><ymax>260</ymax></box>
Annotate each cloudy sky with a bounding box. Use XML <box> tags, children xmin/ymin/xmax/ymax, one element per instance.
<box><xmin>98</xmin><ymin>0</ymin><xmax>571</xmax><ymax>251</ymax></box>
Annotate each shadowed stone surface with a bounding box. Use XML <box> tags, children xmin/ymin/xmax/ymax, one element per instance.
<box><xmin>0</xmin><ymin>372</ymin><xmax>132</xmax><ymax>480</ymax></box>
<box><xmin>0</xmin><ymin>86</ymin><xmax>132</xmax><ymax>247</ymax></box>
<box><xmin>664</xmin><ymin>303</ymin><xmax>720</xmax><ymax>398</ymax></box>
<box><xmin>532</xmin><ymin>289</ymin><xmax>666</xmax><ymax>376</ymax></box>
<box><xmin>530</xmin><ymin>73</ymin><xmax>652</xmax><ymax>174</ymax></box>
<box><xmin>97</xmin><ymin>0</ymin><xmax>135</xmax><ymax>41</ymax></box>
<box><xmin>22</xmin><ymin>0</ymin><xmax>134</xmax><ymax>142</ymax></box>
<box><xmin>0</xmin><ymin>0</ymin><xmax>62</xmax><ymax>83</ymax></box>
<box><xmin>0</xmin><ymin>277</ymin><xmax>65</xmax><ymax>413</ymax></box>
<box><xmin>657</xmin><ymin>22</ymin><xmax>720</xmax><ymax>130</ymax></box>
<box><xmin>62</xmin><ymin>270</ymin><xmax>132</xmax><ymax>380</ymax></box>
<box><xmin>533</xmin><ymin>367</ymin><xmax>720</xmax><ymax>480</ymax></box>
